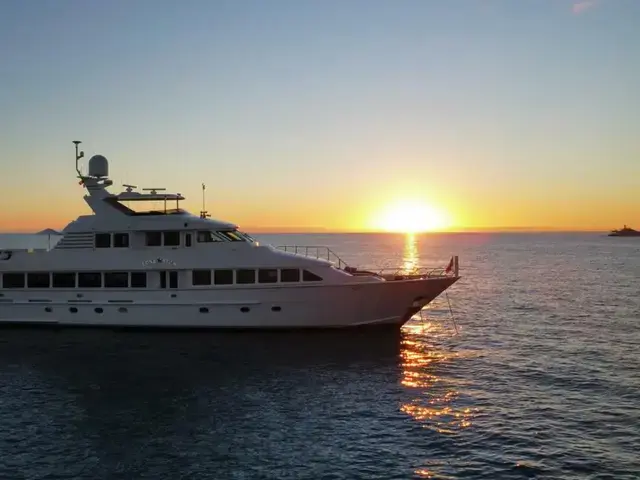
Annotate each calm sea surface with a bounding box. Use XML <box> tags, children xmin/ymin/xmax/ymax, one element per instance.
<box><xmin>1</xmin><ymin>232</ymin><xmax>638</xmax><ymax>479</ymax></box>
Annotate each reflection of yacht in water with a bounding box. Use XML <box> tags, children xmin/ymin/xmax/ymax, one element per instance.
<box><xmin>608</xmin><ymin>225</ymin><xmax>640</xmax><ymax>237</ymax></box>
<box><xmin>0</xmin><ymin>141</ymin><xmax>460</xmax><ymax>329</ymax></box>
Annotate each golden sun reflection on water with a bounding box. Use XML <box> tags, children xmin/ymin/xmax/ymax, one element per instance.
<box><xmin>399</xmin><ymin>332</ymin><xmax>478</xmax><ymax>436</ymax></box>
<box><xmin>402</xmin><ymin>232</ymin><xmax>419</xmax><ymax>274</ymax></box>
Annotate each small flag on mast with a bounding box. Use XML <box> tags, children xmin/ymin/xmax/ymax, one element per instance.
<box><xmin>445</xmin><ymin>257</ymin><xmax>454</xmax><ymax>274</ymax></box>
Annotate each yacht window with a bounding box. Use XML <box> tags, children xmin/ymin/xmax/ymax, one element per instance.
<box><xmin>113</xmin><ymin>233</ymin><xmax>130</xmax><ymax>248</ymax></box>
<box><xmin>239</xmin><ymin>232</ymin><xmax>257</xmax><ymax>242</ymax></box>
<box><xmin>236</xmin><ymin>269</ymin><xmax>255</xmax><ymax>284</ymax></box>
<box><xmin>131</xmin><ymin>272</ymin><xmax>147</xmax><ymax>288</ymax></box>
<box><xmin>145</xmin><ymin>232</ymin><xmax>162</xmax><ymax>246</ymax></box>
<box><xmin>95</xmin><ymin>233</ymin><xmax>111</xmax><ymax>248</ymax></box>
<box><xmin>163</xmin><ymin>231</ymin><xmax>180</xmax><ymax>246</ymax></box>
<box><xmin>52</xmin><ymin>273</ymin><xmax>76</xmax><ymax>288</ymax></box>
<box><xmin>185</xmin><ymin>233</ymin><xmax>192</xmax><ymax>247</ymax></box>
<box><xmin>218</xmin><ymin>231</ymin><xmax>245</xmax><ymax>242</ymax></box>
<box><xmin>2</xmin><ymin>273</ymin><xmax>25</xmax><ymax>288</ymax></box>
<box><xmin>258</xmin><ymin>269</ymin><xmax>278</xmax><ymax>283</ymax></box>
<box><xmin>192</xmin><ymin>270</ymin><xmax>212</xmax><ymax>286</ymax></box>
<box><xmin>280</xmin><ymin>269</ymin><xmax>300</xmax><ymax>282</ymax></box>
<box><xmin>27</xmin><ymin>273</ymin><xmax>50</xmax><ymax>288</ymax></box>
<box><xmin>214</xmin><ymin>269</ymin><xmax>233</xmax><ymax>285</ymax></box>
<box><xmin>197</xmin><ymin>231</ymin><xmax>221</xmax><ymax>243</ymax></box>
<box><xmin>78</xmin><ymin>272</ymin><xmax>102</xmax><ymax>288</ymax></box>
<box><xmin>302</xmin><ymin>270</ymin><xmax>323</xmax><ymax>282</ymax></box>
<box><xmin>105</xmin><ymin>272</ymin><xmax>129</xmax><ymax>288</ymax></box>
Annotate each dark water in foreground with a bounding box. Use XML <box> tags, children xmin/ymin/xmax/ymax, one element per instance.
<box><xmin>1</xmin><ymin>233</ymin><xmax>639</xmax><ymax>479</ymax></box>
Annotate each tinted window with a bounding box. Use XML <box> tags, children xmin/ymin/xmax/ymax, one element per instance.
<box><xmin>131</xmin><ymin>272</ymin><xmax>147</xmax><ymax>288</ymax></box>
<box><xmin>52</xmin><ymin>272</ymin><xmax>76</xmax><ymax>288</ymax></box>
<box><xmin>192</xmin><ymin>270</ymin><xmax>212</xmax><ymax>286</ymax></box>
<box><xmin>197</xmin><ymin>231</ymin><xmax>220</xmax><ymax>243</ymax></box>
<box><xmin>240</xmin><ymin>232</ymin><xmax>256</xmax><ymax>242</ymax></box>
<box><xmin>185</xmin><ymin>233</ymin><xmax>192</xmax><ymax>247</ymax></box>
<box><xmin>280</xmin><ymin>269</ymin><xmax>300</xmax><ymax>282</ymax></box>
<box><xmin>214</xmin><ymin>269</ymin><xmax>233</xmax><ymax>285</ymax></box>
<box><xmin>302</xmin><ymin>270</ymin><xmax>323</xmax><ymax>282</ymax></box>
<box><xmin>113</xmin><ymin>233</ymin><xmax>129</xmax><ymax>248</ymax></box>
<box><xmin>78</xmin><ymin>272</ymin><xmax>102</xmax><ymax>288</ymax></box>
<box><xmin>95</xmin><ymin>233</ymin><xmax>111</xmax><ymax>248</ymax></box>
<box><xmin>146</xmin><ymin>232</ymin><xmax>162</xmax><ymax>246</ymax></box>
<box><xmin>258</xmin><ymin>269</ymin><xmax>278</xmax><ymax>283</ymax></box>
<box><xmin>218</xmin><ymin>231</ymin><xmax>245</xmax><ymax>242</ymax></box>
<box><xmin>2</xmin><ymin>273</ymin><xmax>24</xmax><ymax>288</ymax></box>
<box><xmin>236</xmin><ymin>269</ymin><xmax>255</xmax><ymax>284</ymax></box>
<box><xmin>163</xmin><ymin>231</ymin><xmax>180</xmax><ymax>246</ymax></box>
<box><xmin>27</xmin><ymin>273</ymin><xmax>50</xmax><ymax>288</ymax></box>
<box><xmin>105</xmin><ymin>272</ymin><xmax>129</xmax><ymax>288</ymax></box>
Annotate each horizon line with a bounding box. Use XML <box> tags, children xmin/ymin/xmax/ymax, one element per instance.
<box><xmin>0</xmin><ymin>226</ymin><xmax>617</xmax><ymax>235</ymax></box>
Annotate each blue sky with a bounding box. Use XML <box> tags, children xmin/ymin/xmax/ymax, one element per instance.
<box><xmin>1</xmin><ymin>0</ymin><xmax>639</xmax><ymax>231</ymax></box>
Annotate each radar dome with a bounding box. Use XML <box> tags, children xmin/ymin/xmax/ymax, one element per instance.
<box><xmin>88</xmin><ymin>154</ymin><xmax>109</xmax><ymax>178</ymax></box>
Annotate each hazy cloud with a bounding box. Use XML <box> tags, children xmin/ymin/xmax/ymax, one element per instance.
<box><xmin>572</xmin><ymin>0</ymin><xmax>599</xmax><ymax>14</ymax></box>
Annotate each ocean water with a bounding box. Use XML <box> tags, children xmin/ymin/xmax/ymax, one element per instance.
<box><xmin>0</xmin><ymin>232</ymin><xmax>639</xmax><ymax>479</ymax></box>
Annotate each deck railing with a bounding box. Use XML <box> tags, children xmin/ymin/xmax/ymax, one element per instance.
<box><xmin>369</xmin><ymin>266</ymin><xmax>453</xmax><ymax>279</ymax></box>
<box><xmin>275</xmin><ymin>245</ymin><xmax>351</xmax><ymax>270</ymax></box>
<box><xmin>276</xmin><ymin>245</ymin><xmax>459</xmax><ymax>279</ymax></box>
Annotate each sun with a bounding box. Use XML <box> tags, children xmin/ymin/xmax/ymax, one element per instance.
<box><xmin>373</xmin><ymin>199</ymin><xmax>451</xmax><ymax>233</ymax></box>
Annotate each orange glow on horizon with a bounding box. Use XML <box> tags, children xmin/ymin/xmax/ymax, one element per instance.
<box><xmin>1</xmin><ymin>186</ymin><xmax>639</xmax><ymax>234</ymax></box>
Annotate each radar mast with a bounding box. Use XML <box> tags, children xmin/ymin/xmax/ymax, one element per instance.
<box><xmin>73</xmin><ymin>140</ymin><xmax>84</xmax><ymax>178</ymax></box>
<box><xmin>200</xmin><ymin>183</ymin><xmax>210</xmax><ymax>219</ymax></box>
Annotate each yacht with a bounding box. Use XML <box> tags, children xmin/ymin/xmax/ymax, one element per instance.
<box><xmin>608</xmin><ymin>225</ymin><xmax>640</xmax><ymax>237</ymax></box>
<box><xmin>0</xmin><ymin>141</ymin><xmax>460</xmax><ymax>329</ymax></box>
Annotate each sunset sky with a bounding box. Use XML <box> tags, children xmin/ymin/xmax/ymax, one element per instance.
<box><xmin>1</xmin><ymin>0</ymin><xmax>638</xmax><ymax>233</ymax></box>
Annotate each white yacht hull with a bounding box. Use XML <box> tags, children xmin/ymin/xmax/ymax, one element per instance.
<box><xmin>0</xmin><ymin>277</ymin><xmax>458</xmax><ymax>329</ymax></box>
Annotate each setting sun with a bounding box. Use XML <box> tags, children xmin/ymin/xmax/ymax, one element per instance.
<box><xmin>372</xmin><ymin>199</ymin><xmax>451</xmax><ymax>233</ymax></box>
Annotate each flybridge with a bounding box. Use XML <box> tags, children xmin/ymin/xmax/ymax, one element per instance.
<box><xmin>73</xmin><ymin>141</ymin><xmax>187</xmax><ymax>216</ymax></box>
<box><xmin>110</xmin><ymin>187</ymin><xmax>186</xmax><ymax>216</ymax></box>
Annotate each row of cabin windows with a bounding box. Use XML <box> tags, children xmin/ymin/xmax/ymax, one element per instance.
<box><xmin>94</xmin><ymin>231</ymin><xmax>254</xmax><ymax>249</ymax></box>
<box><xmin>147</xmin><ymin>230</ymin><xmax>251</xmax><ymax>246</ymax></box>
<box><xmin>1</xmin><ymin>272</ymin><xmax>147</xmax><ymax>289</ymax></box>
<box><xmin>191</xmin><ymin>268</ymin><xmax>321</xmax><ymax>286</ymax></box>
<box><xmin>1</xmin><ymin>268</ymin><xmax>322</xmax><ymax>289</ymax></box>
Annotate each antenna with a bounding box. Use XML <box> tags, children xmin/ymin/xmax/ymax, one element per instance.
<box><xmin>200</xmin><ymin>183</ymin><xmax>210</xmax><ymax>219</ymax></box>
<box><xmin>73</xmin><ymin>140</ymin><xmax>84</xmax><ymax>178</ymax></box>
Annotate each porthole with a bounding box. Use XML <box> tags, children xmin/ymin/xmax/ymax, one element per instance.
<box><xmin>199</xmin><ymin>307</ymin><xmax>209</xmax><ymax>313</ymax></box>
<box><xmin>45</xmin><ymin>307</ymin><xmax>52</xmax><ymax>313</ymax></box>
<box><xmin>118</xmin><ymin>307</ymin><xmax>128</xmax><ymax>313</ymax></box>
<box><xmin>69</xmin><ymin>307</ymin><xmax>78</xmax><ymax>313</ymax></box>
<box><xmin>240</xmin><ymin>307</ymin><xmax>250</xmax><ymax>313</ymax></box>
<box><xmin>271</xmin><ymin>306</ymin><xmax>281</xmax><ymax>312</ymax></box>
<box><xmin>95</xmin><ymin>307</ymin><xmax>104</xmax><ymax>314</ymax></box>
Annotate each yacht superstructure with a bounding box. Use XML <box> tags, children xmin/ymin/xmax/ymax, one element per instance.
<box><xmin>0</xmin><ymin>141</ymin><xmax>460</xmax><ymax>329</ymax></box>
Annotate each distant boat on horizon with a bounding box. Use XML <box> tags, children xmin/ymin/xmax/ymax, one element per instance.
<box><xmin>608</xmin><ymin>225</ymin><xmax>640</xmax><ymax>237</ymax></box>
